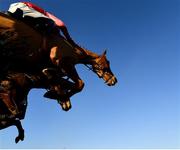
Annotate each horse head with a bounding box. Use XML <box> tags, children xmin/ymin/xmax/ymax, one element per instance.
<box><xmin>92</xmin><ymin>50</ymin><xmax>117</xmax><ymax>86</ymax></box>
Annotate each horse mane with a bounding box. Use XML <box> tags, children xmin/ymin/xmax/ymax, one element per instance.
<box><xmin>77</xmin><ymin>44</ymin><xmax>99</xmax><ymax>60</ymax></box>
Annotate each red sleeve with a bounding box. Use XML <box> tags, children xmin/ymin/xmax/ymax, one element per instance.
<box><xmin>46</xmin><ymin>12</ymin><xmax>65</xmax><ymax>27</ymax></box>
<box><xmin>22</xmin><ymin>2</ymin><xmax>65</xmax><ymax>27</ymax></box>
<box><xmin>22</xmin><ymin>2</ymin><xmax>47</xmax><ymax>16</ymax></box>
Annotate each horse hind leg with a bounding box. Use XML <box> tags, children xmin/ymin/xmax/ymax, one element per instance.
<box><xmin>0</xmin><ymin>92</ymin><xmax>19</xmax><ymax>116</ymax></box>
<box><xmin>14</xmin><ymin>119</ymin><xmax>24</xmax><ymax>143</ymax></box>
<box><xmin>0</xmin><ymin>80</ymin><xmax>19</xmax><ymax>116</ymax></box>
<box><xmin>0</xmin><ymin>119</ymin><xmax>24</xmax><ymax>143</ymax></box>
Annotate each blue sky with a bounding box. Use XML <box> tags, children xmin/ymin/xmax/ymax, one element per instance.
<box><xmin>0</xmin><ymin>0</ymin><xmax>180</xmax><ymax>149</ymax></box>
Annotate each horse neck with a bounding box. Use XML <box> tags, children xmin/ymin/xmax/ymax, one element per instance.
<box><xmin>78</xmin><ymin>48</ymin><xmax>99</xmax><ymax>65</ymax></box>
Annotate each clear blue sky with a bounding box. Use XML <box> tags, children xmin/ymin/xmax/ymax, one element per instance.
<box><xmin>0</xmin><ymin>0</ymin><xmax>180</xmax><ymax>149</ymax></box>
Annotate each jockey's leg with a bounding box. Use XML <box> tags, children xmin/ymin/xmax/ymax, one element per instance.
<box><xmin>35</xmin><ymin>17</ymin><xmax>55</xmax><ymax>32</ymax></box>
<box><xmin>23</xmin><ymin>16</ymin><xmax>56</xmax><ymax>35</ymax></box>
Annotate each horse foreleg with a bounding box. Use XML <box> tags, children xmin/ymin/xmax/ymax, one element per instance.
<box><xmin>0</xmin><ymin>119</ymin><xmax>24</xmax><ymax>143</ymax></box>
<box><xmin>61</xmin><ymin>63</ymin><xmax>84</xmax><ymax>98</ymax></box>
<box><xmin>67</xmin><ymin>78</ymin><xmax>84</xmax><ymax>97</ymax></box>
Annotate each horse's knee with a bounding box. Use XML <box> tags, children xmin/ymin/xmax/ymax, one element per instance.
<box><xmin>76</xmin><ymin>80</ymin><xmax>84</xmax><ymax>92</ymax></box>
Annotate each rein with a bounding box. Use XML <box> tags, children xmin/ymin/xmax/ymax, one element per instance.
<box><xmin>84</xmin><ymin>57</ymin><xmax>114</xmax><ymax>82</ymax></box>
<box><xmin>84</xmin><ymin>64</ymin><xmax>93</xmax><ymax>71</ymax></box>
<box><xmin>84</xmin><ymin>58</ymin><xmax>106</xmax><ymax>77</ymax></box>
<box><xmin>84</xmin><ymin>54</ymin><xmax>105</xmax><ymax>72</ymax></box>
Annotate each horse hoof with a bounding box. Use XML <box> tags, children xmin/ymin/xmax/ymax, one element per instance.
<box><xmin>15</xmin><ymin>130</ymin><xmax>24</xmax><ymax>143</ymax></box>
<box><xmin>60</xmin><ymin>100</ymin><xmax>72</xmax><ymax>111</ymax></box>
<box><xmin>15</xmin><ymin>135</ymin><xmax>24</xmax><ymax>143</ymax></box>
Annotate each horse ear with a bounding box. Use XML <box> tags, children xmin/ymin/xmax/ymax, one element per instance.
<box><xmin>103</xmin><ymin>49</ymin><xmax>107</xmax><ymax>55</ymax></box>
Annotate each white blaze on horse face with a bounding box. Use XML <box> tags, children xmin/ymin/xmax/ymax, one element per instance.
<box><xmin>97</xmin><ymin>70</ymin><xmax>104</xmax><ymax>78</ymax></box>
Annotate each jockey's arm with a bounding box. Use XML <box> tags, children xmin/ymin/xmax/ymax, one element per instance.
<box><xmin>47</xmin><ymin>12</ymin><xmax>87</xmax><ymax>55</ymax></box>
<box><xmin>46</xmin><ymin>12</ymin><xmax>77</xmax><ymax>47</ymax></box>
<box><xmin>59</xmin><ymin>26</ymin><xmax>87</xmax><ymax>55</ymax></box>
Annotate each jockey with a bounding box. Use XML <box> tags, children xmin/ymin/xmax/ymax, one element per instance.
<box><xmin>8</xmin><ymin>2</ymin><xmax>76</xmax><ymax>46</ymax></box>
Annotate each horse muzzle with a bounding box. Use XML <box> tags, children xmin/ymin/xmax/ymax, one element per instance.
<box><xmin>104</xmin><ymin>74</ymin><xmax>117</xmax><ymax>86</ymax></box>
<box><xmin>59</xmin><ymin>99</ymin><xmax>72</xmax><ymax>111</ymax></box>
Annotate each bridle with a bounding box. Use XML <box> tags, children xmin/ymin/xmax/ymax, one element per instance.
<box><xmin>84</xmin><ymin>57</ymin><xmax>104</xmax><ymax>73</ymax></box>
<box><xmin>84</xmin><ymin>57</ymin><xmax>111</xmax><ymax>79</ymax></box>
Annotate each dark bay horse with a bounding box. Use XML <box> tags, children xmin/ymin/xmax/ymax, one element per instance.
<box><xmin>0</xmin><ymin>71</ymin><xmax>75</xmax><ymax>143</ymax></box>
<box><xmin>0</xmin><ymin>12</ymin><xmax>117</xmax><ymax>143</ymax></box>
